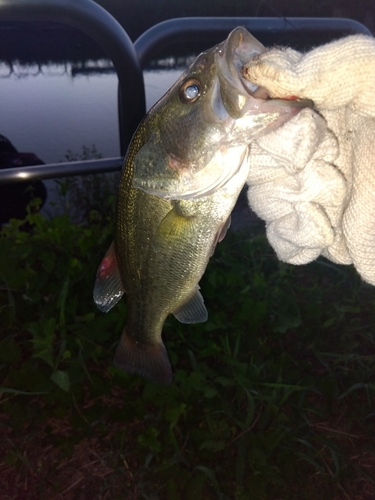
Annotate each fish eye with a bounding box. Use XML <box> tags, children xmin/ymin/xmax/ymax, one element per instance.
<box><xmin>179</xmin><ymin>78</ymin><xmax>201</xmax><ymax>104</ymax></box>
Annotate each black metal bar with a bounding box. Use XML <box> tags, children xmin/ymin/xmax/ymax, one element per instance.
<box><xmin>0</xmin><ymin>158</ymin><xmax>124</xmax><ymax>185</ymax></box>
<box><xmin>135</xmin><ymin>17</ymin><xmax>372</xmax><ymax>66</ymax></box>
<box><xmin>0</xmin><ymin>0</ymin><xmax>146</xmax><ymax>156</ymax></box>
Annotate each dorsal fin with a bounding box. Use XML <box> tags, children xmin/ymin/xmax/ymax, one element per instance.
<box><xmin>93</xmin><ymin>241</ymin><xmax>125</xmax><ymax>312</ymax></box>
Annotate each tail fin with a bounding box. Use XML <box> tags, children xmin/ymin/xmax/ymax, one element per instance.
<box><xmin>114</xmin><ymin>333</ymin><xmax>172</xmax><ymax>385</ymax></box>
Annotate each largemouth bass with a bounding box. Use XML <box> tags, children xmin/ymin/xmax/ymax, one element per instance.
<box><xmin>94</xmin><ymin>27</ymin><xmax>305</xmax><ymax>384</ymax></box>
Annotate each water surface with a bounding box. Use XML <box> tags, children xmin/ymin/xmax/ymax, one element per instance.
<box><xmin>0</xmin><ymin>57</ymin><xmax>190</xmax><ymax>215</ymax></box>
<box><xmin>0</xmin><ymin>61</ymin><xmax>184</xmax><ymax>164</ymax></box>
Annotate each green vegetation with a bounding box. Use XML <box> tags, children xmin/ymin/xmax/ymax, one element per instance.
<box><xmin>0</xmin><ymin>184</ymin><xmax>374</xmax><ymax>499</ymax></box>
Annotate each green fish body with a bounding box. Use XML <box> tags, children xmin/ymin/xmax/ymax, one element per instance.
<box><xmin>94</xmin><ymin>27</ymin><xmax>305</xmax><ymax>384</ymax></box>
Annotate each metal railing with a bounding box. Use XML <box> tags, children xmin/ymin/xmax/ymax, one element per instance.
<box><xmin>134</xmin><ymin>17</ymin><xmax>371</xmax><ymax>66</ymax></box>
<box><xmin>0</xmin><ymin>2</ymin><xmax>372</xmax><ymax>185</ymax></box>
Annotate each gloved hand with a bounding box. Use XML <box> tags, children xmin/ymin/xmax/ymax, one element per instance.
<box><xmin>243</xmin><ymin>34</ymin><xmax>375</xmax><ymax>285</ymax></box>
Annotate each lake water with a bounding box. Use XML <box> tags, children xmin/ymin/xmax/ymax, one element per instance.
<box><xmin>0</xmin><ymin>61</ymin><xmax>183</xmax><ymax>164</ymax></box>
<box><xmin>0</xmin><ymin>58</ymin><xmax>189</xmax><ymax>215</ymax></box>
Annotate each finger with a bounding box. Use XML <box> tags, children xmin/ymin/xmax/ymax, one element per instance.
<box><xmin>244</xmin><ymin>35</ymin><xmax>375</xmax><ymax>115</ymax></box>
<box><xmin>243</xmin><ymin>47</ymin><xmax>303</xmax><ymax>99</ymax></box>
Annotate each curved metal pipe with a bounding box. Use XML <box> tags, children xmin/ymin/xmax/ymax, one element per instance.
<box><xmin>0</xmin><ymin>0</ymin><xmax>146</xmax><ymax>155</ymax></box>
<box><xmin>135</xmin><ymin>16</ymin><xmax>372</xmax><ymax>66</ymax></box>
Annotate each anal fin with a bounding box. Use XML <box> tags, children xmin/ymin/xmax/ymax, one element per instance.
<box><xmin>93</xmin><ymin>241</ymin><xmax>125</xmax><ymax>312</ymax></box>
<box><xmin>172</xmin><ymin>287</ymin><xmax>208</xmax><ymax>324</ymax></box>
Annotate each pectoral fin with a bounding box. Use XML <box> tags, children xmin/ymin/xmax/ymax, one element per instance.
<box><xmin>154</xmin><ymin>203</ymin><xmax>197</xmax><ymax>248</ymax></box>
<box><xmin>93</xmin><ymin>241</ymin><xmax>125</xmax><ymax>312</ymax></box>
<box><xmin>173</xmin><ymin>287</ymin><xmax>208</xmax><ymax>324</ymax></box>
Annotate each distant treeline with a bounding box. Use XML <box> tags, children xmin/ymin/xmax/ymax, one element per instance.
<box><xmin>95</xmin><ymin>0</ymin><xmax>374</xmax><ymax>40</ymax></box>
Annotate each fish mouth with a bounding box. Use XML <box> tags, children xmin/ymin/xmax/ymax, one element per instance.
<box><xmin>215</xmin><ymin>27</ymin><xmax>310</xmax><ymax>118</ymax></box>
<box><xmin>215</xmin><ymin>26</ymin><xmax>267</xmax><ymax>118</ymax></box>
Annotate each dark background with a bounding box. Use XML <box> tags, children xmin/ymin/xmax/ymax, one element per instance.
<box><xmin>0</xmin><ymin>0</ymin><xmax>373</xmax><ymax>68</ymax></box>
<box><xmin>97</xmin><ymin>0</ymin><xmax>374</xmax><ymax>40</ymax></box>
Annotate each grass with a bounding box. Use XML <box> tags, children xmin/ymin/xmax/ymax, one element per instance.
<box><xmin>0</xmin><ymin>190</ymin><xmax>374</xmax><ymax>499</ymax></box>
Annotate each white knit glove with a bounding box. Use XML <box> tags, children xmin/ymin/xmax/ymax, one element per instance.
<box><xmin>243</xmin><ymin>34</ymin><xmax>375</xmax><ymax>285</ymax></box>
